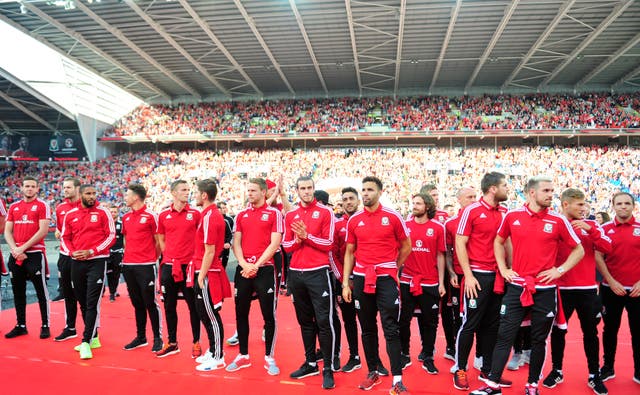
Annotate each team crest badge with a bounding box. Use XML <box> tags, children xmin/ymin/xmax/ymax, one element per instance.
<box><xmin>416</xmin><ymin>240</ymin><xmax>423</xmax><ymax>247</ymax></box>
<box><xmin>469</xmin><ymin>299</ymin><xmax>477</xmax><ymax>309</ymax></box>
<box><xmin>500</xmin><ymin>305</ymin><xmax>506</xmax><ymax>315</ymax></box>
<box><xmin>90</xmin><ymin>214</ymin><xmax>98</xmax><ymax>223</ymax></box>
<box><xmin>426</xmin><ymin>228</ymin><xmax>434</xmax><ymax>237</ymax></box>
<box><xmin>543</xmin><ymin>223</ymin><xmax>553</xmax><ymax>233</ymax></box>
<box><xmin>633</xmin><ymin>228</ymin><xmax>640</xmax><ymax>236</ymax></box>
<box><xmin>261</xmin><ymin>213</ymin><xmax>269</xmax><ymax>221</ymax></box>
<box><xmin>31</xmin><ymin>205</ymin><xmax>37</xmax><ymax>211</ymax></box>
<box><xmin>186</xmin><ymin>213</ymin><xmax>193</xmax><ymax>220</ymax></box>
<box><xmin>354</xmin><ymin>300</ymin><xmax>360</xmax><ymax>310</ymax></box>
<box><xmin>312</xmin><ymin>211</ymin><xmax>320</xmax><ymax>219</ymax></box>
<box><xmin>452</xmin><ymin>296</ymin><xmax>458</xmax><ymax>305</ymax></box>
<box><xmin>381</xmin><ymin>217</ymin><xmax>390</xmax><ymax>226</ymax></box>
<box><xmin>22</xmin><ymin>214</ymin><xmax>27</xmax><ymax>221</ymax></box>
<box><xmin>140</xmin><ymin>217</ymin><xmax>148</xmax><ymax>224</ymax></box>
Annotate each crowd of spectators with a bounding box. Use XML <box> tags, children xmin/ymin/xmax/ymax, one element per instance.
<box><xmin>1</xmin><ymin>145</ymin><xmax>638</xmax><ymax>225</ymax></box>
<box><xmin>105</xmin><ymin>93</ymin><xmax>640</xmax><ymax>137</ymax></box>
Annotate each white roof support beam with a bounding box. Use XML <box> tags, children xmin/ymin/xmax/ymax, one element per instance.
<box><xmin>576</xmin><ymin>31</ymin><xmax>640</xmax><ymax>87</ymax></box>
<box><xmin>16</xmin><ymin>3</ymin><xmax>170</xmax><ymax>100</ymax></box>
<box><xmin>501</xmin><ymin>0</ymin><xmax>576</xmax><ymax>90</ymax></box>
<box><xmin>73</xmin><ymin>0</ymin><xmax>201</xmax><ymax>99</ymax></box>
<box><xmin>0</xmin><ymin>90</ymin><xmax>57</xmax><ymax>132</ymax></box>
<box><xmin>345</xmin><ymin>0</ymin><xmax>363</xmax><ymax>96</ymax></box>
<box><xmin>429</xmin><ymin>0</ymin><xmax>462</xmax><ymax>93</ymax></box>
<box><xmin>177</xmin><ymin>0</ymin><xmax>262</xmax><ymax>96</ymax></box>
<box><xmin>613</xmin><ymin>63</ymin><xmax>640</xmax><ymax>88</ymax></box>
<box><xmin>539</xmin><ymin>0</ymin><xmax>633</xmax><ymax>88</ymax></box>
<box><xmin>393</xmin><ymin>0</ymin><xmax>406</xmax><ymax>97</ymax></box>
<box><xmin>124</xmin><ymin>0</ymin><xmax>231</xmax><ymax>98</ymax></box>
<box><xmin>0</xmin><ymin>66</ymin><xmax>74</xmax><ymax>120</ymax></box>
<box><xmin>232</xmin><ymin>0</ymin><xmax>295</xmax><ymax>95</ymax></box>
<box><xmin>465</xmin><ymin>0</ymin><xmax>519</xmax><ymax>91</ymax></box>
<box><xmin>288</xmin><ymin>0</ymin><xmax>328</xmax><ymax>95</ymax></box>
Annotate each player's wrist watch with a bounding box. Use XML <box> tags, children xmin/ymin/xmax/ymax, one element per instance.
<box><xmin>557</xmin><ymin>266</ymin><xmax>565</xmax><ymax>275</ymax></box>
<box><xmin>89</xmin><ymin>249</ymin><xmax>95</xmax><ymax>256</ymax></box>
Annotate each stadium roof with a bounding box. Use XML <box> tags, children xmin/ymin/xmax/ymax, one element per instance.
<box><xmin>0</xmin><ymin>0</ymin><xmax>639</xmax><ymax>107</ymax></box>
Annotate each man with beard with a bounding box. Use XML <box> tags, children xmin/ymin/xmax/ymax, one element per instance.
<box><xmin>335</xmin><ymin>187</ymin><xmax>388</xmax><ymax>375</ymax></box>
<box><xmin>53</xmin><ymin>178</ymin><xmax>81</xmax><ymax>342</ymax></box>
<box><xmin>60</xmin><ymin>185</ymin><xmax>115</xmax><ymax>359</ymax></box>
<box><xmin>226</xmin><ymin>178</ymin><xmax>283</xmax><ymax>375</ymax></box>
<box><xmin>283</xmin><ymin>177</ymin><xmax>336</xmax><ymax>389</ymax></box>
<box><xmin>542</xmin><ymin>188</ymin><xmax>610</xmax><ymax>394</ymax></box>
<box><xmin>342</xmin><ymin>176</ymin><xmax>411</xmax><ymax>395</ymax></box>
<box><xmin>471</xmin><ymin>176</ymin><xmax>584</xmax><ymax>395</ymax></box>
<box><xmin>4</xmin><ymin>176</ymin><xmax>51</xmax><ymax>339</ymax></box>
<box><xmin>453</xmin><ymin>172</ymin><xmax>510</xmax><ymax>390</ymax></box>
<box><xmin>596</xmin><ymin>192</ymin><xmax>640</xmax><ymax>385</ymax></box>
<box><xmin>399</xmin><ymin>193</ymin><xmax>446</xmax><ymax>374</ymax></box>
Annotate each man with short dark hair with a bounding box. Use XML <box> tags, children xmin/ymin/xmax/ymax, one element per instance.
<box><xmin>471</xmin><ymin>176</ymin><xmax>584</xmax><ymax>395</ymax></box>
<box><xmin>156</xmin><ymin>180</ymin><xmax>202</xmax><ymax>358</ymax></box>
<box><xmin>217</xmin><ymin>201</ymin><xmax>234</xmax><ymax>269</ymax></box>
<box><xmin>53</xmin><ymin>177</ymin><xmax>82</xmax><ymax>341</ymax></box>
<box><xmin>596</xmin><ymin>191</ymin><xmax>640</xmax><ymax>385</ymax></box>
<box><xmin>283</xmin><ymin>177</ymin><xmax>337</xmax><ymax>389</ymax></box>
<box><xmin>4</xmin><ymin>176</ymin><xmax>52</xmax><ymax>339</ymax></box>
<box><xmin>191</xmin><ymin>178</ymin><xmax>231</xmax><ymax>372</ymax></box>
<box><xmin>343</xmin><ymin>176</ymin><xmax>412</xmax><ymax>395</ymax></box>
<box><xmin>121</xmin><ymin>183</ymin><xmax>163</xmax><ymax>352</ymax></box>
<box><xmin>60</xmin><ymin>184</ymin><xmax>115</xmax><ymax>359</ymax></box>
<box><xmin>106</xmin><ymin>205</ymin><xmax>124</xmax><ymax>302</ymax></box>
<box><xmin>542</xmin><ymin>188</ymin><xmax>611</xmax><ymax>394</ymax></box>
<box><xmin>226</xmin><ymin>178</ymin><xmax>283</xmax><ymax>375</ymax></box>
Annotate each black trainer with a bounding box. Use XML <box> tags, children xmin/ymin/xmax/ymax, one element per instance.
<box><xmin>542</xmin><ymin>370</ymin><xmax>563</xmax><ymax>388</ymax></box>
<box><xmin>151</xmin><ymin>337</ymin><xmax>163</xmax><ymax>352</ymax></box>
<box><xmin>51</xmin><ymin>293</ymin><xmax>64</xmax><ymax>302</ymax></box>
<box><xmin>599</xmin><ymin>366</ymin><xmax>615</xmax><ymax>382</ymax></box>
<box><xmin>40</xmin><ymin>326</ymin><xmax>51</xmax><ymax>339</ymax></box>
<box><xmin>400</xmin><ymin>354</ymin><xmax>412</xmax><ymax>370</ymax></box>
<box><xmin>377</xmin><ymin>361</ymin><xmax>389</xmax><ymax>376</ymax></box>
<box><xmin>109</xmin><ymin>294</ymin><xmax>116</xmax><ymax>302</ymax></box>
<box><xmin>470</xmin><ymin>385</ymin><xmax>502</xmax><ymax>395</ymax></box>
<box><xmin>54</xmin><ymin>327</ymin><xmax>77</xmax><ymax>342</ymax></box>
<box><xmin>322</xmin><ymin>369</ymin><xmax>335</xmax><ymax>389</ymax></box>
<box><xmin>422</xmin><ymin>358</ymin><xmax>438</xmax><ymax>374</ymax></box>
<box><xmin>588</xmin><ymin>374</ymin><xmax>608</xmax><ymax>395</ymax></box>
<box><xmin>341</xmin><ymin>355</ymin><xmax>362</xmax><ymax>373</ymax></box>
<box><xmin>443</xmin><ymin>347</ymin><xmax>456</xmax><ymax>361</ymax></box>
<box><xmin>290</xmin><ymin>362</ymin><xmax>320</xmax><ymax>379</ymax></box>
<box><xmin>5</xmin><ymin>325</ymin><xmax>28</xmax><ymax>339</ymax></box>
<box><xmin>332</xmin><ymin>355</ymin><xmax>340</xmax><ymax>372</ymax></box>
<box><xmin>124</xmin><ymin>337</ymin><xmax>148</xmax><ymax>350</ymax></box>
<box><xmin>417</xmin><ymin>350</ymin><xmax>428</xmax><ymax>362</ymax></box>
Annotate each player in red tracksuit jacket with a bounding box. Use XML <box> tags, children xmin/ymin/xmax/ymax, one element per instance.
<box><xmin>60</xmin><ymin>184</ymin><xmax>115</xmax><ymax>359</ymax></box>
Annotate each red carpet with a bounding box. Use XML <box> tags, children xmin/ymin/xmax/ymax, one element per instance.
<box><xmin>0</xmin><ymin>284</ymin><xmax>636</xmax><ymax>395</ymax></box>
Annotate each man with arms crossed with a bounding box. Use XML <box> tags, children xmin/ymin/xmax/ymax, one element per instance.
<box><xmin>542</xmin><ymin>188</ymin><xmax>611</xmax><ymax>395</ymax></box>
<box><xmin>342</xmin><ymin>176</ymin><xmax>412</xmax><ymax>395</ymax></box>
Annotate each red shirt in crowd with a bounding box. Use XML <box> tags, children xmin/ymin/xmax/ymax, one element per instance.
<box><xmin>556</xmin><ymin>219</ymin><xmax>611</xmax><ymax>289</ymax></box>
<box><xmin>401</xmin><ymin>218</ymin><xmax>446</xmax><ymax>286</ymax></box>
<box><xmin>445</xmin><ymin>211</ymin><xmax>463</xmax><ymax>275</ymax></box>
<box><xmin>457</xmin><ymin>197</ymin><xmax>507</xmax><ymax>272</ymax></box>
<box><xmin>122</xmin><ymin>205</ymin><xmax>159</xmax><ymax>265</ymax></box>
<box><xmin>283</xmin><ymin>200</ymin><xmax>334</xmax><ymax>271</ymax></box>
<box><xmin>346</xmin><ymin>204</ymin><xmax>409</xmax><ymax>277</ymax></box>
<box><xmin>7</xmin><ymin>198</ymin><xmax>51</xmax><ymax>253</ymax></box>
<box><xmin>60</xmin><ymin>203</ymin><xmax>115</xmax><ymax>259</ymax></box>
<box><xmin>158</xmin><ymin>204</ymin><xmax>200</xmax><ymax>265</ymax></box>
<box><xmin>192</xmin><ymin>204</ymin><xmax>225</xmax><ymax>272</ymax></box>
<box><xmin>600</xmin><ymin>217</ymin><xmax>640</xmax><ymax>289</ymax></box>
<box><xmin>497</xmin><ymin>204</ymin><xmax>581</xmax><ymax>288</ymax></box>
<box><xmin>234</xmin><ymin>203</ymin><xmax>283</xmax><ymax>266</ymax></box>
<box><xmin>56</xmin><ymin>198</ymin><xmax>81</xmax><ymax>255</ymax></box>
